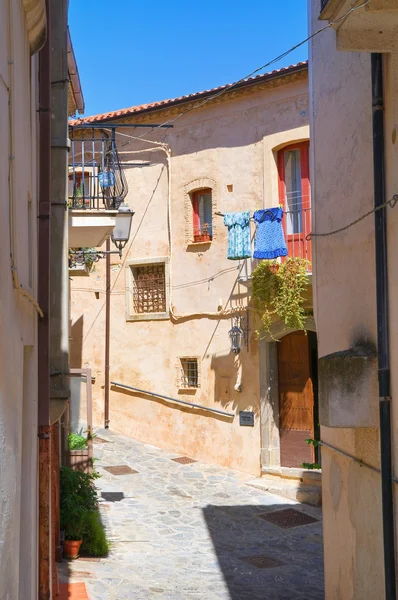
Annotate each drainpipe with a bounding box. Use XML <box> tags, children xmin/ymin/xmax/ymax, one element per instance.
<box><xmin>104</xmin><ymin>238</ymin><xmax>111</xmax><ymax>428</ymax></box>
<box><xmin>38</xmin><ymin>0</ymin><xmax>51</xmax><ymax>596</ymax></box>
<box><xmin>49</xmin><ymin>0</ymin><xmax>70</xmax><ymax>423</ymax></box>
<box><xmin>371</xmin><ymin>52</ymin><xmax>397</xmax><ymax>600</ymax></box>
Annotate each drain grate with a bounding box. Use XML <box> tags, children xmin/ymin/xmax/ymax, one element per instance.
<box><xmin>258</xmin><ymin>508</ymin><xmax>319</xmax><ymax>529</ymax></box>
<box><xmin>94</xmin><ymin>437</ymin><xmax>110</xmax><ymax>444</ymax></box>
<box><xmin>103</xmin><ymin>465</ymin><xmax>138</xmax><ymax>475</ymax></box>
<box><xmin>69</xmin><ymin>570</ymin><xmax>96</xmax><ymax>578</ymax></box>
<box><xmin>241</xmin><ymin>554</ymin><xmax>284</xmax><ymax>569</ymax></box>
<box><xmin>172</xmin><ymin>456</ymin><xmax>197</xmax><ymax>465</ymax></box>
<box><xmin>101</xmin><ymin>491</ymin><xmax>125</xmax><ymax>502</ymax></box>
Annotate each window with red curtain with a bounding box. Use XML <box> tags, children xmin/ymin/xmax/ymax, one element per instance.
<box><xmin>191</xmin><ymin>189</ymin><xmax>213</xmax><ymax>242</ymax></box>
<box><xmin>277</xmin><ymin>142</ymin><xmax>311</xmax><ymax>263</ymax></box>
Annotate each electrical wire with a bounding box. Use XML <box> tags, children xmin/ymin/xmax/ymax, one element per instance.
<box><xmin>307</xmin><ymin>195</ymin><xmax>398</xmax><ymax>240</ymax></box>
<box><xmin>125</xmin><ymin>0</ymin><xmax>371</xmax><ymax>142</ymax></box>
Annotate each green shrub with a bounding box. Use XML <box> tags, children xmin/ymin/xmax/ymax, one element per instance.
<box><xmin>60</xmin><ymin>466</ymin><xmax>99</xmax><ymax>540</ymax></box>
<box><xmin>68</xmin><ymin>431</ymin><xmax>88</xmax><ymax>450</ymax></box>
<box><xmin>81</xmin><ymin>510</ymin><xmax>110</xmax><ymax>557</ymax></box>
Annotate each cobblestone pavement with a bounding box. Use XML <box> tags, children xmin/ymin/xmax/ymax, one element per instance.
<box><xmin>61</xmin><ymin>430</ymin><xmax>324</xmax><ymax>600</ymax></box>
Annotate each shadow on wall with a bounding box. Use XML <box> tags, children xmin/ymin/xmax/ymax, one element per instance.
<box><xmin>202</xmin><ymin>503</ymin><xmax>324</xmax><ymax>600</ymax></box>
<box><xmin>210</xmin><ymin>350</ymin><xmax>258</xmax><ymax>413</ymax></box>
<box><xmin>70</xmin><ymin>315</ymin><xmax>83</xmax><ymax>369</ymax></box>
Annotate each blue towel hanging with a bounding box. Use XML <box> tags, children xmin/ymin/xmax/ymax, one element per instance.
<box><xmin>98</xmin><ymin>170</ymin><xmax>116</xmax><ymax>189</ymax></box>
<box><xmin>253</xmin><ymin>207</ymin><xmax>288</xmax><ymax>259</ymax></box>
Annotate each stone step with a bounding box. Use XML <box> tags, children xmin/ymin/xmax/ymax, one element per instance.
<box><xmin>246</xmin><ymin>475</ymin><xmax>322</xmax><ymax>507</ymax></box>
<box><xmin>262</xmin><ymin>466</ymin><xmax>322</xmax><ymax>488</ymax></box>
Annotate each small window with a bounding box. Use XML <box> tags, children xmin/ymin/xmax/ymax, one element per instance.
<box><xmin>192</xmin><ymin>189</ymin><xmax>212</xmax><ymax>242</ymax></box>
<box><xmin>132</xmin><ymin>263</ymin><xmax>166</xmax><ymax>314</ymax></box>
<box><xmin>179</xmin><ymin>358</ymin><xmax>200</xmax><ymax>389</ymax></box>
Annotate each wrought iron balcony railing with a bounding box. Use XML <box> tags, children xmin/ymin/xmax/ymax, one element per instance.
<box><xmin>283</xmin><ymin>205</ymin><xmax>312</xmax><ymax>268</ymax></box>
<box><xmin>68</xmin><ymin>127</ymin><xmax>128</xmax><ymax>210</ymax></box>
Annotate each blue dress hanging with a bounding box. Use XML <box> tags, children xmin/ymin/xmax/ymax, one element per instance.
<box><xmin>223</xmin><ymin>211</ymin><xmax>251</xmax><ymax>260</ymax></box>
<box><xmin>253</xmin><ymin>207</ymin><xmax>288</xmax><ymax>259</ymax></box>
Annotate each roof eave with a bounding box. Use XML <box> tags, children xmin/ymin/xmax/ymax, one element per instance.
<box><xmin>78</xmin><ymin>62</ymin><xmax>308</xmax><ymax>125</ymax></box>
<box><xmin>67</xmin><ymin>27</ymin><xmax>85</xmax><ymax>115</ymax></box>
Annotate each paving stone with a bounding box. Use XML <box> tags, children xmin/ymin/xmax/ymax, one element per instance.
<box><xmin>66</xmin><ymin>428</ymin><xmax>324</xmax><ymax>599</ymax></box>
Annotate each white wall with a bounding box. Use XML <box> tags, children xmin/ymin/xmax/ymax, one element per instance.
<box><xmin>0</xmin><ymin>1</ymin><xmax>40</xmax><ymax>597</ymax></box>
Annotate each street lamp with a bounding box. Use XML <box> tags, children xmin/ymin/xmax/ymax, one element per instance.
<box><xmin>111</xmin><ymin>202</ymin><xmax>134</xmax><ymax>257</ymax></box>
<box><xmin>229</xmin><ymin>321</ymin><xmax>244</xmax><ymax>354</ymax></box>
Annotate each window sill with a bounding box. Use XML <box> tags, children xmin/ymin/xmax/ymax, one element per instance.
<box><xmin>126</xmin><ymin>312</ymin><xmax>169</xmax><ymax>322</ymax></box>
<box><xmin>178</xmin><ymin>387</ymin><xmax>199</xmax><ymax>393</ymax></box>
<box><xmin>187</xmin><ymin>240</ymin><xmax>212</xmax><ymax>247</ymax></box>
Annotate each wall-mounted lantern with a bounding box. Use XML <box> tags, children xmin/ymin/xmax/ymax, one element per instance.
<box><xmin>229</xmin><ymin>321</ymin><xmax>244</xmax><ymax>354</ymax></box>
<box><xmin>111</xmin><ymin>202</ymin><xmax>134</xmax><ymax>257</ymax></box>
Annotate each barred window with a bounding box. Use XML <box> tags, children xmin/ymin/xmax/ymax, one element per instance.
<box><xmin>132</xmin><ymin>264</ymin><xmax>166</xmax><ymax>314</ymax></box>
<box><xmin>179</xmin><ymin>358</ymin><xmax>200</xmax><ymax>389</ymax></box>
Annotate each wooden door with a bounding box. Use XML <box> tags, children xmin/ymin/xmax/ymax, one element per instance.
<box><xmin>277</xmin><ymin>331</ymin><xmax>314</xmax><ymax>468</ymax></box>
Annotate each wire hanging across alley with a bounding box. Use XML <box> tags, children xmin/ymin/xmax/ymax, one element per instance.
<box><xmin>114</xmin><ymin>0</ymin><xmax>371</xmax><ymax>144</ymax></box>
<box><xmin>306</xmin><ymin>195</ymin><xmax>398</xmax><ymax>240</ymax></box>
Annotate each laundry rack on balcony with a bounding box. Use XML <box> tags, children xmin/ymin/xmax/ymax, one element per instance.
<box><xmin>69</xmin><ymin>126</ymin><xmax>128</xmax><ymax>210</ymax></box>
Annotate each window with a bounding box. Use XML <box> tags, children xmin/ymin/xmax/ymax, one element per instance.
<box><xmin>132</xmin><ymin>264</ymin><xmax>166</xmax><ymax>314</ymax></box>
<box><xmin>179</xmin><ymin>358</ymin><xmax>200</xmax><ymax>389</ymax></box>
<box><xmin>68</xmin><ymin>170</ymin><xmax>91</xmax><ymax>208</ymax></box>
<box><xmin>277</xmin><ymin>142</ymin><xmax>311</xmax><ymax>262</ymax></box>
<box><xmin>192</xmin><ymin>189</ymin><xmax>212</xmax><ymax>242</ymax></box>
<box><xmin>126</xmin><ymin>257</ymin><xmax>169</xmax><ymax>321</ymax></box>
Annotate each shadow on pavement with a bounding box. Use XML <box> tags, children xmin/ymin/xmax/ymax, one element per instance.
<box><xmin>203</xmin><ymin>503</ymin><xmax>324</xmax><ymax>600</ymax></box>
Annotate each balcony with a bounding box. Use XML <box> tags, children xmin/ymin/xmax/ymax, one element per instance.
<box><xmin>283</xmin><ymin>205</ymin><xmax>312</xmax><ymax>269</ymax></box>
<box><xmin>68</xmin><ymin>126</ymin><xmax>128</xmax><ymax>248</ymax></box>
<box><xmin>319</xmin><ymin>0</ymin><xmax>398</xmax><ymax>53</ymax></box>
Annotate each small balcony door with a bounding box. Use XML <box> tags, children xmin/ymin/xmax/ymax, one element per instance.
<box><xmin>277</xmin><ymin>142</ymin><xmax>311</xmax><ymax>264</ymax></box>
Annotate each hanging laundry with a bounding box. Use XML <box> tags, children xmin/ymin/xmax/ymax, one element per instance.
<box><xmin>223</xmin><ymin>211</ymin><xmax>251</xmax><ymax>260</ymax></box>
<box><xmin>253</xmin><ymin>207</ymin><xmax>288</xmax><ymax>259</ymax></box>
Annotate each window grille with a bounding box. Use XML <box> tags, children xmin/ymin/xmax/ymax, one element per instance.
<box><xmin>132</xmin><ymin>264</ymin><xmax>166</xmax><ymax>314</ymax></box>
<box><xmin>179</xmin><ymin>358</ymin><xmax>200</xmax><ymax>388</ymax></box>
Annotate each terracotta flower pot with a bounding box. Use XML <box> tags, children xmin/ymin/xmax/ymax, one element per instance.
<box><xmin>193</xmin><ymin>234</ymin><xmax>212</xmax><ymax>243</ymax></box>
<box><xmin>63</xmin><ymin>539</ymin><xmax>82</xmax><ymax>559</ymax></box>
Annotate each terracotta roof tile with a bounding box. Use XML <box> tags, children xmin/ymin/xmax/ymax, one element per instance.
<box><xmin>69</xmin><ymin>61</ymin><xmax>308</xmax><ymax>126</ymax></box>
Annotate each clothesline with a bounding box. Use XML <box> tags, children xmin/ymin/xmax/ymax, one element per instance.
<box><xmin>221</xmin><ymin>206</ymin><xmax>288</xmax><ymax>261</ymax></box>
<box><xmin>215</xmin><ymin>209</ymin><xmax>279</xmax><ymax>222</ymax></box>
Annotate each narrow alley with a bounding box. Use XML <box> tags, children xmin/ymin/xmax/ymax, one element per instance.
<box><xmin>60</xmin><ymin>430</ymin><xmax>324</xmax><ymax>600</ymax></box>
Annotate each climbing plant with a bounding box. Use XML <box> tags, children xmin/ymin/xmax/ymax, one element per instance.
<box><xmin>252</xmin><ymin>257</ymin><xmax>310</xmax><ymax>336</ymax></box>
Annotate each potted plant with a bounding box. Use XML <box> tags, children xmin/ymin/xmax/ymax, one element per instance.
<box><xmin>60</xmin><ymin>466</ymin><xmax>99</xmax><ymax>559</ymax></box>
<box><xmin>194</xmin><ymin>222</ymin><xmax>212</xmax><ymax>243</ymax></box>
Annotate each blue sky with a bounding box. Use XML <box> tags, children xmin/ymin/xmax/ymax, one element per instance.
<box><xmin>68</xmin><ymin>0</ymin><xmax>308</xmax><ymax>118</ymax></box>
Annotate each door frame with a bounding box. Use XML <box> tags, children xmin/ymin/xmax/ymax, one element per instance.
<box><xmin>259</xmin><ymin>317</ymin><xmax>317</xmax><ymax>470</ymax></box>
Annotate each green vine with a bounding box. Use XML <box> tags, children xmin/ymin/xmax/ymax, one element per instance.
<box><xmin>301</xmin><ymin>438</ymin><xmax>321</xmax><ymax>470</ymax></box>
<box><xmin>252</xmin><ymin>258</ymin><xmax>310</xmax><ymax>336</ymax></box>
